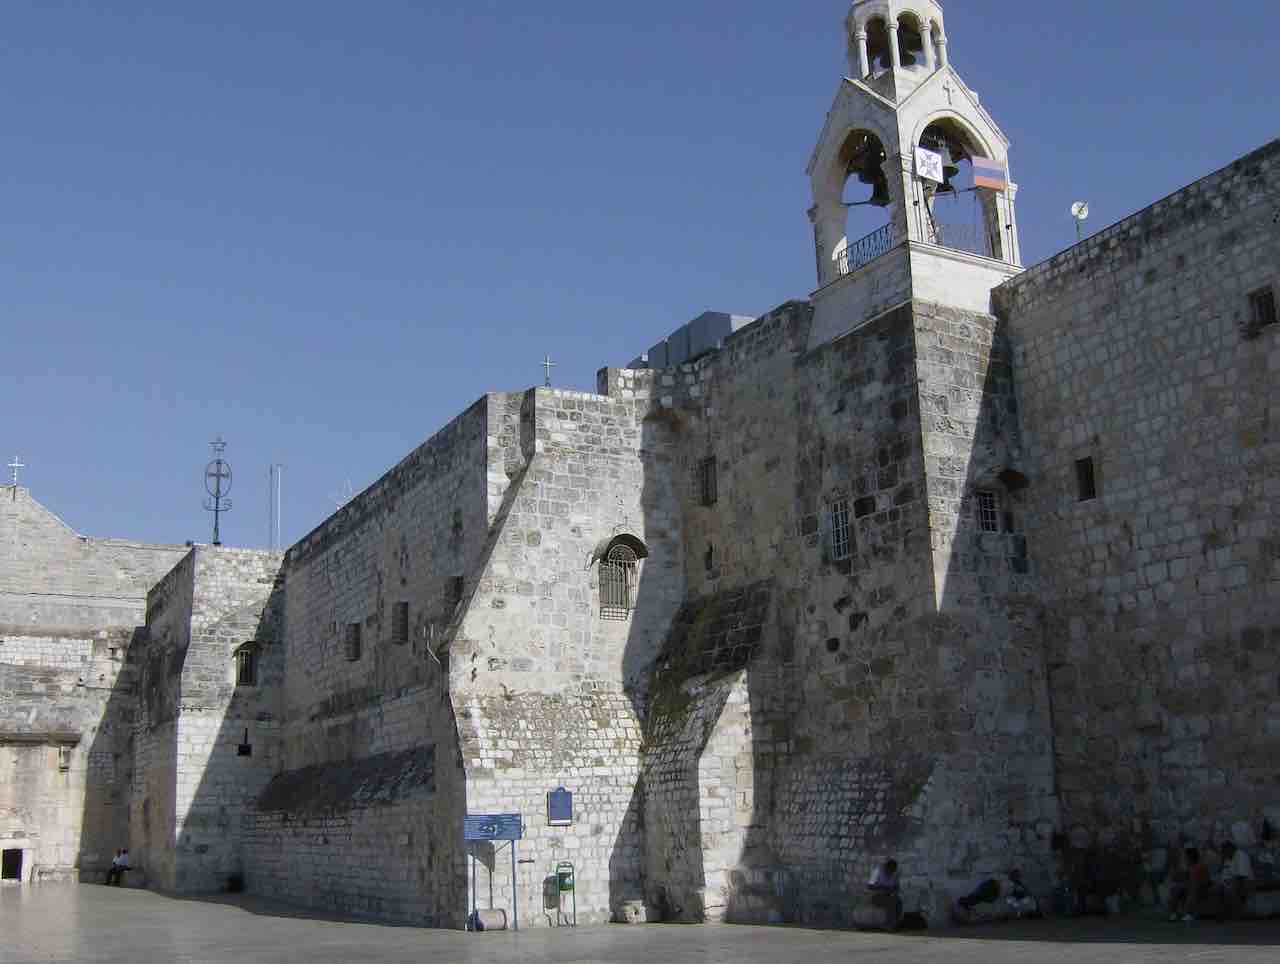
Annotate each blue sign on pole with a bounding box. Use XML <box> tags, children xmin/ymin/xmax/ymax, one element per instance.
<box><xmin>464</xmin><ymin>813</ymin><xmax>523</xmax><ymax>842</ymax></box>
<box><xmin>547</xmin><ymin>787</ymin><xmax>573</xmax><ymax>827</ymax></box>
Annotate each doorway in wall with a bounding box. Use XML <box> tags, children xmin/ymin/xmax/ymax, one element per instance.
<box><xmin>1</xmin><ymin>849</ymin><xmax>22</xmax><ymax>880</ymax></box>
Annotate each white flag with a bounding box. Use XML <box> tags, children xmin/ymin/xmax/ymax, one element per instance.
<box><xmin>915</xmin><ymin>146</ymin><xmax>943</xmax><ymax>184</ymax></box>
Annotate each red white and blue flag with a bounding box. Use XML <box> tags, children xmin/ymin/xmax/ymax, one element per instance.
<box><xmin>972</xmin><ymin>156</ymin><xmax>1008</xmax><ymax>191</ymax></box>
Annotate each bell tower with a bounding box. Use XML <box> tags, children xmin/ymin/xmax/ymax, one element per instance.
<box><xmin>807</xmin><ymin>0</ymin><xmax>1022</xmax><ymax>348</ymax></box>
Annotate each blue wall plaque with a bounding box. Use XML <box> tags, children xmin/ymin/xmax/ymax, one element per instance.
<box><xmin>463</xmin><ymin>813</ymin><xmax>523</xmax><ymax>841</ymax></box>
<box><xmin>547</xmin><ymin>787</ymin><xmax>573</xmax><ymax>827</ymax></box>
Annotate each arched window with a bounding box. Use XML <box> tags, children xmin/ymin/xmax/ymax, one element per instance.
<box><xmin>600</xmin><ymin>545</ymin><xmax>638</xmax><ymax>620</ymax></box>
<box><xmin>590</xmin><ymin>534</ymin><xmax>648</xmax><ymax>620</ymax></box>
<box><xmin>234</xmin><ymin>643</ymin><xmax>258</xmax><ymax>687</ymax></box>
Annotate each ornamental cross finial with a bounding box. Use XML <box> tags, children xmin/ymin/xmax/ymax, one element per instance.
<box><xmin>542</xmin><ymin>354</ymin><xmax>557</xmax><ymax>388</ymax></box>
<box><xmin>7</xmin><ymin>456</ymin><xmax>24</xmax><ymax>487</ymax></box>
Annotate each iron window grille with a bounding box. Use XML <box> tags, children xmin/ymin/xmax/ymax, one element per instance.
<box><xmin>976</xmin><ymin>490</ymin><xmax>1000</xmax><ymax>533</ymax></box>
<box><xmin>392</xmin><ymin>602</ymin><xmax>410</xmax><ymax>646</ymax></box>
<box><xmin>697</xmin><ymin>457</ymin><xmax>718</xmax><ymax>507</ymax></box>
<box><xmin>235</xmin><ymin>647</ymin><xmax>257</xmax><ymax>686</ymax></box>
<box><xmin>831</xmin><ymin>499</ymin><xmax>851</xmax><ymax>561</ymax></box>
<box><xmin>344</xmin><ymin>623</ymin><xmax>362</xmax><ymax>661</ymax></box>
<box><xmin>1249</xmin><ymin>286</ymin><xmax>1277</xmax><ymax>329</ymax></box>
<box><xmin>600</xmin><ymin>545</ymin><xmax>638</xmax><ymax>620</ymax></box>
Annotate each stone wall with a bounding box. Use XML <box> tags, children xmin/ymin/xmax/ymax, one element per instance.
<box><xmin>130</xmin><ymin>547</ymin><xmax>284</xmax><ymax>892</ymax></box>
<box><xmin>241</xmin><ymin>399</ymin><xmax>496</xmax><ymax>924</ymax></box>
<box><xmin>1</xmin><ymin>626</ymin><xmax>138</xmax><ymax>880</ymax></box>
<box><xmin>994</xmin><ymin>138</ymin><xmax>1280</xmax><ymax>860</ymax></box>
<box><xmin>609</xmin><ymin>295</ymin><xmax>1055</xmax><ymax>923</ymax></box>
<box><xmin>0</xmin><ymin>487</ymin><xmax>187</xmax><ymax>631</ymax></box>
<box><xmin>454</xmin><ymin>384</ymin><xmax>686</xmax><ymax>927</ymax></box>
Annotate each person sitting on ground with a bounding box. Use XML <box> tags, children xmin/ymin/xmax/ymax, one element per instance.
<box><xmin>954</xmin><ymin>876</ymin><xmax>1002</xmax><ymax>920</ymax></box>
<box><xmin>106</xmin><ymin>848</ymin><xmax>130</xmax><ymax>886</ymax></box>
<box><xmin>1169</xmin><ymin>847</ymin><xmax>1210</xmax><ymax>921</ymax></box>
<box><xmin>1005</xmin><ymin>869</ymin><xmax>1040</xmax><ymax>918</ymax></box>
<box><xmin>867</xmin><ymin>859</ymin><xmax>903</xmax><ymax>923</ymax></box>
<box><xmin>1216</xmin><ymin>841</ymin><xmax>1253</xmax><ymax>921</ymax></box>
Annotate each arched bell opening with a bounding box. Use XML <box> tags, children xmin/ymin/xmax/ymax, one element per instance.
<box><xmin>865</xmin><ymin>18</ymin><xmax>892</xmax><ymax>74</ymax></box>
<box><xmin>930</xmin><ymin>19</ymin><xmax>946</xmax><ymax>66</ymax></box>
<box><xmin>834</xmin><ymin>129</ymin><xmax>894</xmax><ymax>278</ymax></box>
<box><xmin>896</xmin><ymin>13</ymin><xmax>926</xmax><ymax>68</ymax></box>
<box><xmin>917</xmin><ymin>117</ymin><xmax>1003</xmax><ymax>259</ymax></box>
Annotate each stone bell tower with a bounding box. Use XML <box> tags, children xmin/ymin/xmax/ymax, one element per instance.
<box><xmin>807</xmin><ymin>0</ymin><xmax>1023</xmax><ymax>349</ymax></box>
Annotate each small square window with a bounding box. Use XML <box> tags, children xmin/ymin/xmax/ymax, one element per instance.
<box><xmin>1249</xmin><ymin>286</ymin><xmax>1277</xmax><ymax>329</ymax></box>
<box><xmin>235</xmin><ymin>647</ymin><xmax>257</xmax><ymax>686</ymax></box>
<box><xmin>392</xmin><ymin>602</ymin><xmax>410</xmax><ymax>646</ymax></box>
<box><xmin>830</xmin><ymin>500</ymin><xmax>851</xmax><ymax>561</ymax></box>
<box><xmin>853</xmin><ymin>496</ymin><xmax>876</xmax><ymax>519</ymax></box>
<box><xmin>344</xmin><ymin>623</ymin><xmax>362</xmax><ymax>661</ymax></box>
<box><xmin>697</xmin><ymin>457</ymin><xmax>718</xmax><ymax>507</ymax></box>
<box><xmin>976</xmin><ymin>490</ymin><xmax>1000</xmax><ymax>532</ymax></box>
<box><xmin>1075</xmin><ymin>457</ymin><xmax>1098</xmax><ymax>502</ymax></box>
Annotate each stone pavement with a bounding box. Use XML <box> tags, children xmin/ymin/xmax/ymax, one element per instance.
<box><xmin>2</xmin><ymin>886</ymin><xmax>1278</xmax><ymax>964</ymax></box>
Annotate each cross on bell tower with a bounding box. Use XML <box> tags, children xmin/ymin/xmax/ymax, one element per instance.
<box><xmin>806</xmin><ymin>1</ymin><xmax>1023</xmax><ymax>349</ymax></box>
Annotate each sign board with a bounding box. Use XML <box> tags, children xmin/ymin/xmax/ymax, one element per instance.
<box><xmin>547</xmin><ymin>787</ymin><xmax>573</xmax><ymax>827</ymax></box>
<box><xmin>915</xmin><ymin>146</ymin><xmax>944</xmax><ymax>184</ymax></box>
<box><xmin>463</xmin><ymin>813</ymin><xmax>523</xmax><ymax>841</ymax></box>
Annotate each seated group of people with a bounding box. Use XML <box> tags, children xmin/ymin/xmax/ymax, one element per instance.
<box><xmin>866</xmin><ymin>860</ymin><xmax>1039</xmax><ymax>926</ymax></box>
<box><xmin>1168</xmin><ymin>842</ymin><xmax>1255</xmax><ymax>921</ymax></box>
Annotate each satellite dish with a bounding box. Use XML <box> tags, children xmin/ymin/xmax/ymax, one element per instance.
<box><xmin>1071</xmin><ymin>201</ymin><xmax>1090</xmax><ymax>221</ymax></box>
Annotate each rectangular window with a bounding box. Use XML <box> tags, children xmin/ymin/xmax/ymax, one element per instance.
<box><xmin>344</xmin><ymin>623</ymin><xmax>362</xmax><ymax>661</ymax></box>
<box><xmin>830</xmin><ymin>499</ymin><xmax>851</xmax><ymax>561</ymax></box>
<box><xmin>976</xmin><ymin>490</ymin><xmax>1000</xmax><ymax>532</ymax></box>
<box><xmin>1075</xmin><ymin>457</ymin><xmax>1098</xmax><ymax>502</ymax></box>
<box><xmin>854</xmin><ymin>495</ymin><xmax>876</xmax><ymax>519</ymax></box>
<box><xmin>57</xmin><ymin>745</ymin><xmax>72</xmax><ymax>772</ymax></box>
<box><xmin>392</xmin><ymin>602</ymin><xmax>410</xmax><ymax>646</ymax></box>
<box><xmin>1249</xmin><ymin>286</ymin><xmax>1277</xmax><ymax>329</ymax></box>
<box><xmin>697</xmin><ymin>457</ymin><xmax>718</xmax><ymax>507</ymax></box>
<box><xmin>235</xmin><ymin>648</ymin><xmax>257</xmax><ymax>686</ymax></box>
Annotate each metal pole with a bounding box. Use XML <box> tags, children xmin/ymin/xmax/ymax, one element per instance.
<box><xmin>512</xmin><ymin>840</ymin><xmax>518</xmax><ymax>931</ymax></box>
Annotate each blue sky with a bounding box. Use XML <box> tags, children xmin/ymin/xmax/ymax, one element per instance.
<box><xmin>4</xmin><ymin>0</ymin><xmax>1277</xmax><ymax>548</ymax></box>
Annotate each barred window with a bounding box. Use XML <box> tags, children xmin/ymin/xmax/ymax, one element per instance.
<box><xmin>600</xmin><ymin>545</ymin><xmax>638</xmax><ymax>620</ymax></box>
<box><xmin>976</xmin><ymin>490</ymin><xmax>1000</xmax><ymax>532</ymax></box>
<box><xmin>697</xmin><ymin>457</ymin><xmax>718</xmax><ymax>506</ymax></box>
<box><xmin>1249</xmin><ymin>286</ymin><xmax>1277</xmax><ymax>329</ymax></box>
<box><xmin>235</xmin><ymin>646</ymin><xmax>257</xmax><ymax>686</ymax></box>
<box><xmin>392</xmin><ymin>602</ymin><xmax>410</xmax><ymax>646</ymax></box>
<box><xmin>830</xmin><ymin>499</ymin><xmax>851</xmax><ymax>561</ymax></box>
<box><xmin>344</xmin><ymin>623</ymin><xmax>362</xmax><ymax>661</ymax></box>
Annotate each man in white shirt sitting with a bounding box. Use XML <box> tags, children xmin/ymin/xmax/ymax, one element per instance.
<box><xmin>1217</xmin><ymin>842</ymin><xmax>1253</xmax><ymax>920</ymax></box>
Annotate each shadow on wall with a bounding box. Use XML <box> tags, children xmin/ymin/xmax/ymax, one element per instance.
<box><xmin>75</xmin><ymin>626</ymin><xmax>149</xmax><ymax>883</ymax></box>
<box><xmin>924</xmin><ymin>304</ymin><xmax>1057</xmax><ymax>902</ymax></box>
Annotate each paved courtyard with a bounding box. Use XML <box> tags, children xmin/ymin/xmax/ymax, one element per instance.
<box><xmin>2</xmin><ymin>886</ymin><xmax>1278</xmax><ymax>964</ymax></box>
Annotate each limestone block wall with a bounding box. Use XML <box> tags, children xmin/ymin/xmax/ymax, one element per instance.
<box><xmin>0</xmin><ymin>626</ymin><xmax>138</xmax><ymax>880</ymax></box>
<box><xmin>244</xmin><ymin>398</ymin><xmax>497</xmax><ymax>923</ymax></box>
<box><xmin>624</xmin><ymin>295</ymin><xmax>1055</xmax><ymax>923</ymax></box>
<box><xmin>0</xmin><ymin>487</ymin><xmax>187</xmax><ymax>631</ymax></box>
<box><xmin>994</xmin><ymin>137</ymin><xmax>1280</xmax><ymax>857</ymax></box>
<box><xmin>131</xmin><ymin>548</ymin><xmax>284</xmax><ymax>892</ymax></box>
<box><xmin>454</xmin><ymin>385</ymin><xmax>686</xmax><ymax>927</ymax></box>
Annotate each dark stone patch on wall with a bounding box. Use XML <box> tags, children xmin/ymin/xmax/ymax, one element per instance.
<box><xmin>257</xmin><ymin>746</ymin><xmax>435</xmax><ymax>816</ymax></box>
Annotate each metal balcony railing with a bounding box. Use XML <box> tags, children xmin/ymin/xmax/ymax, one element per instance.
<box><xmin>835</xmin><ymin>223</ymin><xmax>898</xmax><ymax>277</ymax></box>
<box><xmin>930</xmin><ymin>221</ymin><xmax>995</xmax><ymax>259</ymax></box>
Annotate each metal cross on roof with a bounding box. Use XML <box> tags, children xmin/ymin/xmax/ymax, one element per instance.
<box><xmin>7</xmin><ymin>456</ymin><xmax>24</xmax><ymax>487</ymax></box>
<box><xmin>542</xmin><ymin>354</ymin><xmax>557</xmax><ymax>388</ymax></box>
